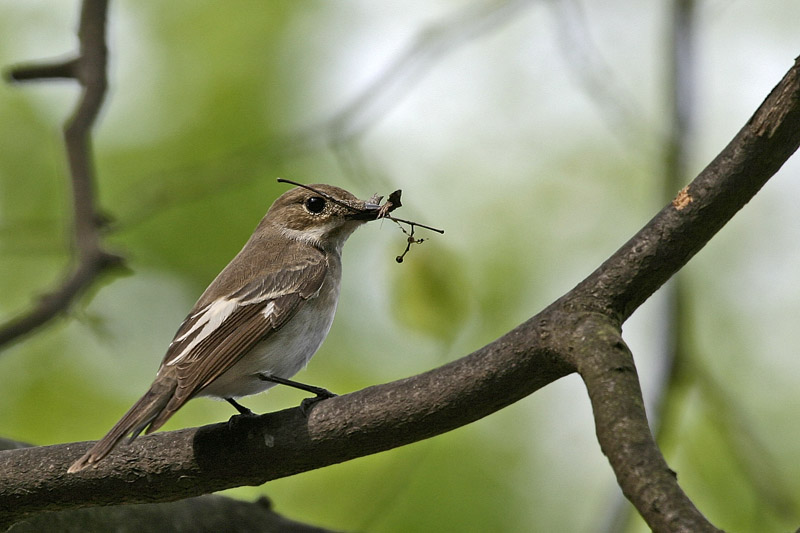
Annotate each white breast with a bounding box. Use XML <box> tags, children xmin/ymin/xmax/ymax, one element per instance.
<box><xmin>197</xmin><ymin>274</ymin><xmax>341</xmax><ymax>399</ymax></box>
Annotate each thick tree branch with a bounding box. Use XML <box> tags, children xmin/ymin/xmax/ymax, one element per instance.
<box><xmin>0</xmin><ymin>336</ymin><xmax>572</xmax><ymax>526</ymax></box>
<box><xmin>2</xmin><ymin>57</ymin><xmax>800</xmax><ymax>532</ymax></box>
<box><xmin>564</xmin><ymin>55</ymin><xmax>800</xmax><ymax>532</ymax></box>
<box><xmin>571</xmin><ymin>56</ymin><xmax>800</xmax><ymax>322</ymax></box>
<box><xmin>0</xmin><ymin>0</ymin><xmax>123</xmax><ymax>350</ymax></box>
<box><xmin>0</xmin><ymin>438</ymin><xmax>337</xmax><ymax>532</ymax></box>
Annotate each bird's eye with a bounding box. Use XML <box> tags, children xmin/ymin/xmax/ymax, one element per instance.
<box><xmin>304</xmin><ymin>196</ymin><xmax>326</xmax><ymax>214</ymax></box>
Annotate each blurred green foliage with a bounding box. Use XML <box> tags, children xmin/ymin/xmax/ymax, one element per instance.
<box><xmin>1</xmin><ymin>2</ymin><xmax>800</xmax><ymax>532</ymax></box>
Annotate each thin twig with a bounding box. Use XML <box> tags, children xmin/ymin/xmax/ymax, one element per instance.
<box><xmin>0</xmin><ymin>0</ymin><xmax>123</xmax><ymax>350</ymax></box>
<box><xmin>549</xmin><ymin>0</ymin><xmax>650</xmax><ymax>148</ymax></box>
<box><xmin>276</xmin><ymin>178</ymin><xmax>444</xmax><ymax>235</ymax></box>
<box><xmin>6</xmin><ymin>58</ymin><xmax>78</xmax><ymax>81</ymax></box>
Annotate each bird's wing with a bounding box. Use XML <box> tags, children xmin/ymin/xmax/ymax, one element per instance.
<box><xmin>148</xmin><ymin>251</ymin><xmax>328</xmax><ymax>431</ymax></box>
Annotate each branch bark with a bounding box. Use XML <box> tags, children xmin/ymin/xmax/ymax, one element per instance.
<box><xmin>2</xmin><ymin>55</ymin><xmax>800</xmax><ymax>532</ymax></box>
<box><xmin>7</xmin><ymin>496</ymin><xmax>340</xmax><ymax>533</ymax></box>
<box><xmin>0</xmin><ymin>0</ymin><xmax>123</xmax><ymax>350</ymax></box>
<box><xmin>0</xmin><ymin>438</ymin><xmax>337</xmax><ymax>532</ymax></box>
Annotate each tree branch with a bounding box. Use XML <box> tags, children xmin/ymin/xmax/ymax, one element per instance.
<box><xmin>0</xmin><ymin>0</ymin><xmax>124</xmax><ymax>350</ymax></box>
<box><xmin>5</xmin><ymin>58</ymin><xmax>78</xmax><ymax>81</ymax></box>
<box><xmin>571</xmin><ymin>55</ymin><xmax>800</xmax><ymax>322</ymax></box>
<box><xmin>0</xmin><ymin>437</ymin><xmax>337</xmax><ymax>532</ymax></box>
<box><xmin>2</xmin><ymin>56</ymin><xmax>800</xmax><ymax>532</ymax></box>
<box><xmin>565</xmin><ymin>54</ymin><xmax>800</xmax><ymax>531</ymax></box>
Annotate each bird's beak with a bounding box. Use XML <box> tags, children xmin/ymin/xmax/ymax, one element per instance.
<box><xmin>347</xmin><ymin>202</ymin><xmax>383</xmax><ymax>221</ymax></box>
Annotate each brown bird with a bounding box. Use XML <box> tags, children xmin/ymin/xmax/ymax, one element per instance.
<box><xmin>69</xmin><ymin>184</ymin><xmax>381</xmax><ymax>473</ymax></box>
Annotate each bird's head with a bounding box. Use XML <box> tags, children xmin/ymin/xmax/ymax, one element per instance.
<box><xmin>265</xmin><ymin>184</ymin><xmax>382</xmax><ymax>251</ymax></box>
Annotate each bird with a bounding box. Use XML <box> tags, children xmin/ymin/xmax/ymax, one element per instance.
<box><xmin>68</xmin><ymin>183</ymin><xmax>382</xmax><ymax>473</ymax></box>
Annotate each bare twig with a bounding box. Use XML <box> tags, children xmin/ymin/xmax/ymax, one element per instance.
<box><xmin>276</xmin><ymin>178</ymin><xmax>444</xmax><ymax>241</ymax></box>
<box><xmin>393</xmin><ymin>222</ymin><xmax>425</xmax><ymax>263</ymax></box>
<box><xmin>5</xmin><ymin>58</ymin><xmax>78</xmax><ymax>81</ymax></box>
<box><xmin>297</xmin><ymin>0</ymin><xmax>536</xmax><ymax>186</ymax></box>
<box><xmin>0</xmin><ymin>0</ymin><xmax>124</xmax><ymax>350</ymax></box>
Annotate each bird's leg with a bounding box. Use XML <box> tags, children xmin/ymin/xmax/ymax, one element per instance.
<box><xmin>257</xmin><ymin>373</ymin><xmax>336</xmax><ymax>397</ymax></box>
<box><xmin>224</xmin><ymin>397</ymin><xmax>260</xmax><ymax>431</ymax></box>
<box><xmin>226</xmin><ymin>397</ymin><xmax>255</xmax><ymax>416</ymax></box>
<box><xmin>257</xmin><ymin>373</ymin><xmax>337</xmax><ymax>415</ymax></box>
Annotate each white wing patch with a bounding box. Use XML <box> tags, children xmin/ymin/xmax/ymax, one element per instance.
<box><xmin>167</xmin><ymin>298</ymin><xmax>239</xmax><ymax>366</ymax></box>
<box><xmin>262</xmin><ymin>301</ymin><xmax>276</xmax><ymax>319</ymax></box>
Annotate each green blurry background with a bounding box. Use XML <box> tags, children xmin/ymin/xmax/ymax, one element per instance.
<box><xmin>1</xmin><ymin>1</ymin><xmax>800</xmax><ymax>531</ymax></box>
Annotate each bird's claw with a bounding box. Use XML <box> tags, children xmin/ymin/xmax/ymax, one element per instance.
<box><xmin>300</xmin><ymin>391</ymin><xmax>337</xmax><ymax>417</ymax></box>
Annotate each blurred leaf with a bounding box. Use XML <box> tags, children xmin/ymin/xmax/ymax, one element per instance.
<box><xmin>389</xmin><ymin>242</ymin><xmax>470</xmax><ymax>343</ymax></box>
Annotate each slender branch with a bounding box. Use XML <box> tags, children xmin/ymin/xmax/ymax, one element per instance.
<box><xmin>693</xmin><ymin>362</ymin><xmax>799</xmax><ymax>519</ymax></box>
<box><xmin>2</xmin><ymin>56</ymin><xmax>800</xmax><ymax>532</ymax></box>
<box><xmin>0</xmin><ymin>0</ymin><xmax>124</xmax><ymax>350</ymax></box>
<box><xmin>550</xmin><ymin>0</ymin><xmax>648</xmax><ymax>145</ymax></box>
<box><xmin>652</xmin><ymin>0</ymin><xmax>697</xmax><ymax>499</ymax></box>
<box><xmin>5</xmin><ymin>58</ymin><xmax>78</xmax><ymax>81</ymax></box>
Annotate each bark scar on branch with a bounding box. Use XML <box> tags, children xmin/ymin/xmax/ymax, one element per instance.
<box><xmin>0</xmin><ymin>0</ymin><xmax>124</xmax><ymax>350</ymax></box>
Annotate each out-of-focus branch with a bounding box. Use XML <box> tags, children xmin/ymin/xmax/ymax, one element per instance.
<box><xmin>9</xmin><ymin>495</ymin><xmax>340</xmax><ymax>533</ymax></box>
<box><xmin>0</xmin><ymin>0</ymin><xmax>124</xmax><ymax>350</ymax></box>
<box><xmin>289</xmin><ymin>0</ymin><xmax>535</xmax><ymax>152</ymax></box>
<box><xmin>297</xmin><ymin>0</ymin><xmax>536</xmax><ymax>188</ymax></box>
<box><xmin>113</xmin><ymin>0</ymin><xmax>537</xmax><ymax>228</ymax></box>
<box><xmin>550</xmin><ymin>0</ymin><xmax>650</xmax><ymax>150</ymax></box>
<box><xmin>693</xmin><ymin>361</ymin><xmax>798</xmax><ymax>519</ymax></box>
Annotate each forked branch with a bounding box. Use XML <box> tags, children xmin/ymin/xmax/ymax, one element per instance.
<box><xmin>0</xmin><ymin>0</ymin><xmax>123</xmax><ymax>349</ymax></box>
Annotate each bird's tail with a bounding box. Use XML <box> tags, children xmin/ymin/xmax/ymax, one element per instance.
<box><xmin>67</xmin><ymin>377</ymin><xmax>177</xmax><ymax>473</ymax></box>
